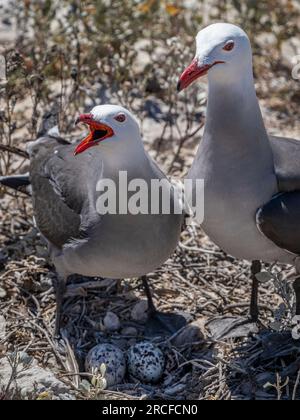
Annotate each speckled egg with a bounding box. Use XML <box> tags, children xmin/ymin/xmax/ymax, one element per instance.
<box><xmin>127</xmin><ymin>341</ymin><xmax>165</xmax><ymax>383</ymax></box>
<box><xmin>85</xmin><ymin>344</ymin><xmax>126</xmax><ymax>387</ymax></box>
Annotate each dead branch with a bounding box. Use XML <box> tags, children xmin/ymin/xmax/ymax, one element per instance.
<box><xmin>0</xmin><ymin>144</ymin><xmax>29</xmax><ymax>159</ymax></box>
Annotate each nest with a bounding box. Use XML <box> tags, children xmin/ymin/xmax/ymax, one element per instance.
<box><xmin>1</xmin><ymin>184</ymin><xmax>300</xmax><ymax>400</ymax></box>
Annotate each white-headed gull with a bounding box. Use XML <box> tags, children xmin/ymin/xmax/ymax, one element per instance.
<box><xmin>178</xmin><ymin>23</ymin><xmax>300</xmax><ymax>320</ymax></box>
<box><xmin>1</xmin><ymin>105</ymin><xmax>185</xmax><ymax>336</ymax></box>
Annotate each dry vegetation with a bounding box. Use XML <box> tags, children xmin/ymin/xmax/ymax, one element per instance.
<box><xmin>0</xmin><ymin>0</ymin><xmax>300</xmax><ymax>400</ymax></box>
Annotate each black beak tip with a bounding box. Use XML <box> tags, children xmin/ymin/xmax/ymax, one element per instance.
<box><xmin>75</xmin><ymin>116</ymin><xmax>80</xmax><ymax>126</ymax></box>
<box><xmin>177</xmin><ymin>80</ymin><xmax>182</xmax><ymax>93</ymax></box>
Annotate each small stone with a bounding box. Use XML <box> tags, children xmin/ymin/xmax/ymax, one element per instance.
<box><xmin>172</xmin><ymin>320</ymin><xmax>205</xmax><ymax>347</ymax></box>
<box><xmin>121</xmin><ymin>327</ymin><xmax>138</xmax><ymax>336</ymax></box>
<box><xmin>281</xmin><ymin>37</ymin><xmax>300</xmax><ymax>70</ymax></box>
<box><xmin>131</xmin><ymin>300</ymin><xmax>148</xmax><ymax>322</ymax></box>
<box><xmin>164</xmin><ymin>383</ymin><xmax>186</xmax><ymax>396</ymax></box>
<box><xmin>270</xmin><ymin>321</ymin><xmax>282</xmax><ymax>332</ymax></box>
<box><xmin>0</xmin><ymin>287</ymin><xmax>7</xmax><ymax>299</ymax></box>
<box><xmin>255</xmin><ymin>271</ymin><xmax>273</xmax><ymax>283</ymax></box>
<box><xmin>13</xmin><ymin>351</ymin><xmax>33</xmax><ymax>366</ymax></box>
<box><xmin>39</xmin><ymin>275</ymin><xmax>52</xmax><ymax>291</ymax></box>
<box><xmin>36</xmin><ymin>245</ymin><xmax>47</xmax><ymax>258</ymax></box>
<box><xmin>103</xmin><ymin>311</ymin><xmax>120</xmax><ymax>332</ymax></box>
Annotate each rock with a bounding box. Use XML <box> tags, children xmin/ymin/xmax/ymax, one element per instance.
<box><xmin>281</xmin><ymin>37</ymin><xmax>300</xmax><ymax>70</ymax></box>
<box><xmin>131</xmin><ymin>300</ymin><xmax>148</xmax><ymax>323</ymax></box>
<box><xmin>164</xmin><ymin>383</ymin><xmax>186</xmax><ymax>396</ymax></box>
<box><xmin>0</xmin><ymin>287</ymin><xmax>7</xmax><ymax>299</ymax></box>
<box><xmin>85</xmin><ymin>344</ymin><xmax>126</xmax><ymax>388</ymax></box>
<box><xmin>127</xmin><ymin>342</ymin><xmax>165</xmax><ymax>384</ymax></box>
<box><xmin>39</xmin><ymin>274</ymin><xmax>53</xmax><ymax>291</ymax></box>
<box><xmin>256</xmin><ymin>32</ymin><xmax>277</xmax><ymax>48</ymax></box>
<box><xmin>0</xmin><ymin>356</ymin><xmax>74</xmax><ymax>400</ymax></box>
<box><xmin>255</xmin><ymin>271</ymin><xmax>273</xmax><ymax>284</ymax></box>
<box><xmin>103</xmin><ymin>311</ymin><xmax>120</xmax><ymax>332</ymax></box>
<box><xmin>35</xmin><ymin>245</ymin><xmax>48</xmax><ymax>258</ymax></box>
<box><xmin>121</xmin><ymin>327</ymin><xmax>138</xmax><ymax>336</ymax></box>
<box><xmin>172</xmin><ymin>320</ymin><xmax>205</xmax><ymax>347</ymax></box>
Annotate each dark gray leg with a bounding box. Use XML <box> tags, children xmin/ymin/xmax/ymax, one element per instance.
<box><xmin>52</xmin><ymin>276</ymin><xmax>67</xmax><ymax>337</ymax></box>
<box><xmin>142</xmin><ymin>276</ymin><xmax>157</xmax><ymax>315</ymax></box>
<box><xmin>250</xmin><ymin>260</ymin><xmax>262</xmax><ymax>322</ymax></box>
<box><xmin>141</xmin><ymin>276</ymin><xmax>186</xmax><ymax>337</ymax></box>
<box><xmin>293</xmin><ymin>277</ymin><xmax>300</xmax><ymax>315</ymax></box>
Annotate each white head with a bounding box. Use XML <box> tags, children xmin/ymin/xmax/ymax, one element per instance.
<box><xmin>177</xmin><ymin>23</ymin><xmax>253</xmax><ymax>91</ymax></box>
<box><xmin>74</xmin><ymin>104</ymin><xmax>141</xmax><ymax>155</ymax></box>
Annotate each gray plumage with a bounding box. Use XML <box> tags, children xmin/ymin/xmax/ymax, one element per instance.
<box><xmin>184</xmin><ymin>24</ymin><xmax>300</xmax><ymax>268</ymax></box>
<box><xmin>2</xmin><ymin>105</ymin><xmax>184</xmax><ymax>335</ymax></box>
<box><xmin>0</xmin><ymin>174</ymin><xmax>30</xmax><ymax>191</ymax></box>
<box><xmin>28</xmin><ymin>106</ymin><xmax>183</xmax><ymax>280</ymax></box>
<box><xmin>177</xmin><ymin>22</ymin><xmax>300</xmax><ymax>319</ymax></box>
<box><xmin>257</xmin><ymin>191</ymin><xmax>300</xmax><ymax>256</ymax></box>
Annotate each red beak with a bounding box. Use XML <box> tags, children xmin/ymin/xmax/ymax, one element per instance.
<box><xmin>74</xmin><ymin>113</ymin><xmax>114</xmax><ymax>156</ymax></box>
<box><xmin>177</xmin><ymin>59</ymin><xmax>225</xmax><ymax>92</ymax></box>
<box><xmin>75</xmin><ymin>113</ymin><xmax>94</xmax><ymax>126</ymax></box>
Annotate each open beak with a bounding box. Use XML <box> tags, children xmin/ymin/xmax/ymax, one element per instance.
<box><xmin>177</xmin><ymin>59</ymin><xmax>224</xmax><ymax>92</ymax></box>
<box><xmin>74</xmin><ymin>113</ymin><xmax>114</xmax><ymax>156</ymax></box>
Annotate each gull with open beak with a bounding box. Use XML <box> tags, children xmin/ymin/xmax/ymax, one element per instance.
<box><xmin>178</xmin><ymin>23</ymin><xmax>300</xmax><ymax>322</ymax></box>
<box><xmin>23</xmin><ymin>104</ymin><xmax>185</xmax><ymax>336</ymax></box>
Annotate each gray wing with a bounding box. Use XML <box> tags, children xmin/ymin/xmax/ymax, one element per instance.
<box><xmin>0</xmin><ymin>174</ymin><xmax>30</xmax><ymax>192</ymax></box>
<box><xmin>256</xmin><ymin>135</ymin><xmax>300</xmax><ymax>255</ymax></box>
<box><xmin>270</xmin><ymin>135</ymin><xmax>300</xmax><ymax>192</ymax></box>
<box><xmin>256</xmin><ymin>191</ymin><xmax>300</xmax><ymax>255</ymax></box>
<box><xmin>147</xmin><ymin>154</ymin><xmax>169</xmax><ymax>181</ymax></box>
<box><xmin>29</xmin><ymin>136</ymin><xmax>103</xmax><ymax>249</ymax></box>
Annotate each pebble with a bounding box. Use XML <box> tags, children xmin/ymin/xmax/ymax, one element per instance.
<box><xmin>0</xmin><ymin>287</ymin><xmax>7</xmax><ymax>299</ymax></box>
<box><xmin>103</xmin><ymin>311</ymin><xmax>121</xmax><ymax>332</ymax></box>
<box><xmin>121</xmin><ymin>327</ymin><xmax>138</xmax><ymax>336</ymax></box>
<box><xmin>131</xmin><ymin>300</ymin><xmax>148</xmax><ymax>322</ymax></box>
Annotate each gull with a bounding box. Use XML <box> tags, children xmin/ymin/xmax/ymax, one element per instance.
<box><xmin>1</xmin><ymin>105</ymin><xmax>186</xmax><ymax>336</ymax></box>
<box><xmin>178</xmin><ymin>23</ymin><xmax>300</xmax><ymax>320</ymax></box>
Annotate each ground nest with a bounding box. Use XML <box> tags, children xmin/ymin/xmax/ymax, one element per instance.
<box><xmin>1</xmin><ymin>188</ymin><xmax>300</xmax><ymax>400</ymax></box>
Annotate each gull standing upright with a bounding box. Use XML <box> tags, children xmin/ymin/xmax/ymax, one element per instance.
<box><xmin>1</xmin><ymin>105</ymin><xmax>185</xmax><ymax>336</ymax></box>
<box><xmin>177</xmin><ymin>23</ymin><xmax>300</xmax><ymax>320</ymax></box>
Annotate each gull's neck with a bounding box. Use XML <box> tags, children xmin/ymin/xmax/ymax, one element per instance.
<box><xmin>204</xmin><ymin>69</ymin><xmax>274</xmax><ymax>168</ymax></box>
<box><xmin>98</xmin><ymin>135</ymin><xmax>150</xmax><ymax>176</ymax></box>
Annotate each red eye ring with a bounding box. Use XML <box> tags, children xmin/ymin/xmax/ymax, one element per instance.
<box><xmin>114</xmin><ymin>113</ymin><xmax>126</xmax><ymax>122</ymax></box>
<box><xmin>223</xmin><ymin>41</ymin><xmax>235</xmax><ymax>52</ymax></box>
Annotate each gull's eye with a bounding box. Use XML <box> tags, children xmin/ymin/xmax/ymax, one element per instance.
<box><xmin>114</xmin><ymin>113</ymin><xmax>126</xmax><ymax>123</ymax></box>
<box><xmin>223</xmin><ymin>41</ymin><xmax>235</xmax><ymax>52</ymax></box>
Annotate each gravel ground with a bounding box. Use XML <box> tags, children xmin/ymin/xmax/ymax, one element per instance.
<box><xmin>1</xmin><ymin>110</ymin><xmax>300</xmax><ymax>400</ymax></box>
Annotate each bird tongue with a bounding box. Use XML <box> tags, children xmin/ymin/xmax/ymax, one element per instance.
<box><xmin>74</xmin><ymin>119</ymin><xmax>114</xmax><ymax>156</ymax></box>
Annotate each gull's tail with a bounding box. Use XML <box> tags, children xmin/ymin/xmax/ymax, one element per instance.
<box><xmin>0</xmin><ymin>174</ymin><xmax>31</xmax><ymax>194</ymax></box>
